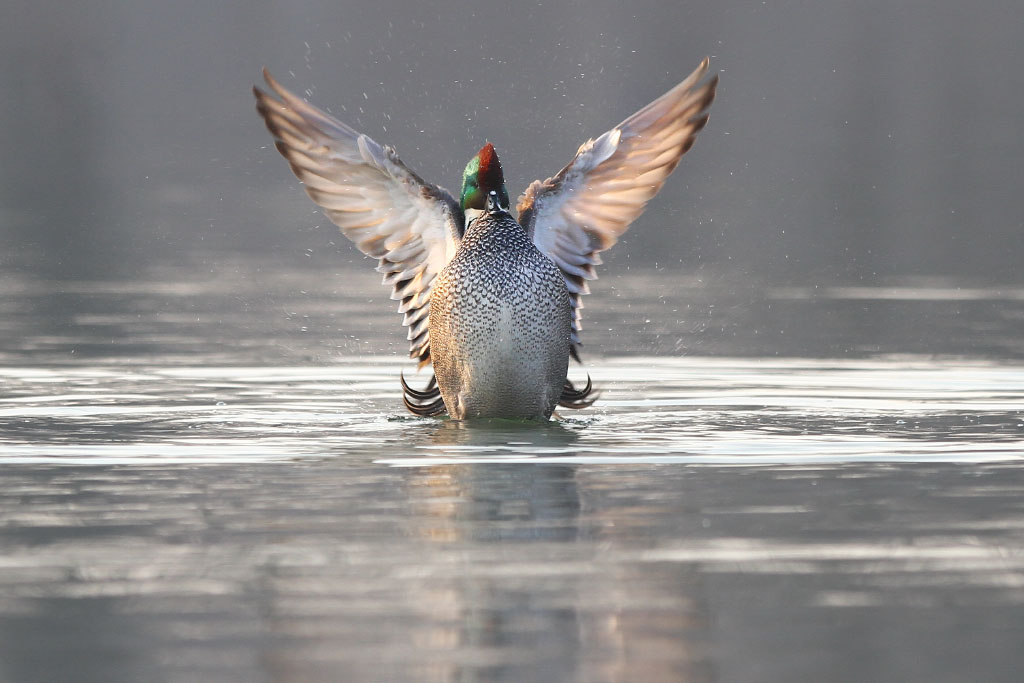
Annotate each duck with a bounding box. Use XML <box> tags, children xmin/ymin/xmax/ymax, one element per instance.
<box><xmin>254</xmin><ymin>58</ymin><xmax>718</xmax><ymax>420</ymax></box>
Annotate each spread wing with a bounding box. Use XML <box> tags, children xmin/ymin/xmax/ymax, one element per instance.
<box><xmin>254</xmin><ymin>69</ymin><xmax>464</xmax><ymax>367</ymax></box>
<box><xmin>517</xmin><ymin>58</ymin><xmax>718</xmax><ymax>360</ymax></box>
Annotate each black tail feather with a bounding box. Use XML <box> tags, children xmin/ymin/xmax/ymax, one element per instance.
<box><xmin>401</xmin><ymin>370</ymin><xmax>597</xmax><ymax>416</ymax></box>
<box><xmin>400</xmin><ymin>371</ymin><xmax>439</xmax><ymax>400</ymax></box>
<box><xmin>402</xmin><ymin>392</ymin><xmax>447</xmax><ymax>416</ymax></box>
<box><xmin>400</xmin><ymin>371</ymin><xmax>448</xmax><ymax>416</ymax></box>
<box><xmin>559</xmin><ymin>374</ymin><xmax>599</xmax><ymax>409</ymax></box>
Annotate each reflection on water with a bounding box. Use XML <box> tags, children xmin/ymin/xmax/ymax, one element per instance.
<box><xmin>3</xmin><ymin>456</ymin><xmax>1024</xmax><ymax>681</ymax></box>
<box><xmin>2</xmin><ymin>258</ymin><xmax>1024</xmax><ymax>681</ymax></box>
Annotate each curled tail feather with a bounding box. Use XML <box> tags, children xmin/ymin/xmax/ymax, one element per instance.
<box><xmin>400</xmin><ymin>371</ymin><xmax>599</xmax><ymax>416</ymax></box>
<box><xmin>559</xmin><ymin>375</ymin><xmax>599</xmax><ymax>410</ymax></box>
<box><xmin>400</xmin><ymin>371</ymin><xmax>447</xmax><ymax>417</ymax></box>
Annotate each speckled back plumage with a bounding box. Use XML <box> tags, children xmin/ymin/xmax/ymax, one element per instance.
<box><xmin>429</xmin><ymin>208</ymin><xmax>571</xmax><ymax>420</ymax></box>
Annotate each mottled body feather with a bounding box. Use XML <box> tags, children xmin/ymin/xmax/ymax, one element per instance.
<box><xmin>430</xmin><ymin>209</ymin><xmax>571</xmax><ymax>419</ymax></box>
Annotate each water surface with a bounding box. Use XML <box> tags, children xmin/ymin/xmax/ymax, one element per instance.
<box><xmin>2</xmin><ymin>255</ymin><xmax>1024</xmax><ymax>682</ymax></box>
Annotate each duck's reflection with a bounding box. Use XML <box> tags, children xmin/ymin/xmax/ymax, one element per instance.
<box><xmin>397</xmin><ymin>420</ymin><xmax>713</xmax><ymax>682</ymax></box>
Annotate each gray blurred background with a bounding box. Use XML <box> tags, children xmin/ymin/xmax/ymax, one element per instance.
<box><xmin>2</xmin><ymin>0</ymin><xmax>1022</xmax><ymax>282</ymax></box>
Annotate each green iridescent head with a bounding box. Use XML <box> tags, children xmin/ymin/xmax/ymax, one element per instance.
<box><xmin>460</xmin><ymin>142</ymin><xmax>510</xmax><ymax>211</ymax></box>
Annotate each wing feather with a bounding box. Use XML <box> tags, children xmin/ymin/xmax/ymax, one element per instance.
<box><xmin>254</xmin><ymin>69</ymin><xmax>465</xmax><ymax>367</ymax></box>
<box><xmin>517</xmin><ymin>58</ymin><xmax>718</xmax><ymax>359</ymax></box>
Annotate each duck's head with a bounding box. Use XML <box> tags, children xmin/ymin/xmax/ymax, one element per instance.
<box><xmin>460</xmin><ymin>143</ymin><xmax>510</xmax><ymax>212</ymax></box>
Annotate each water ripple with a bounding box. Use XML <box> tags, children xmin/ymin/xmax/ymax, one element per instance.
<box><xmin>2</xmin><ymin>358</ymin><xmax>1022</xmax><ymax>466</ymax></box>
